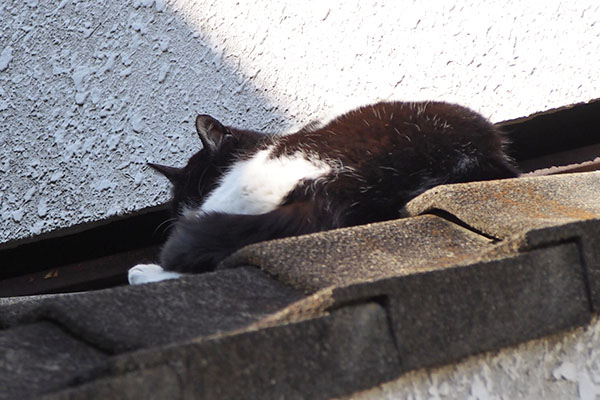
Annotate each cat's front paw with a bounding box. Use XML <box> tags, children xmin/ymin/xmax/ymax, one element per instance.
<box><xmin>128</xmin><ymin>263</ymin><xmax>183</xmax><ymax>285</ymax></box>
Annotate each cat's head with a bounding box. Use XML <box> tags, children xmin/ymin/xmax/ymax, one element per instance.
<box><xmin>149</xmin><ymin>115</ymin><xmax>259</xmax><ymax>217</ymax></box>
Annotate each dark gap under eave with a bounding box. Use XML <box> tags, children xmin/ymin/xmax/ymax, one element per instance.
<box><xmin>0</xmin><ymin>204</ymin><xmax>170</xmax><ymax>297</ymax></box>
<box><xmin>496</xmin><ymin>98</ymin><xmax>600</xmax><ymax>173</ymax></box>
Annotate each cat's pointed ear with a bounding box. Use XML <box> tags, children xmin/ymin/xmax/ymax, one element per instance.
<box><xmin>195</xmin><ymin>115</ymin><xmax>231</xmax><ymax>152</ymax></box>
<box><xmin>147</xmin><ymin>162</ymin><xmax>183</xmax><ymax>184</ymax></box>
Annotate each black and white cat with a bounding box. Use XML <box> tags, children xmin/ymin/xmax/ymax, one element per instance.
<box><xmin>128</xmin><ymin>101</ymin><xmax>519</xmax><ymax>284</ymax></box>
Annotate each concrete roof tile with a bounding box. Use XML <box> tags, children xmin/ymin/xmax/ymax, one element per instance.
<box><xmin>385</xmin><ymin>243</ymin><xmax>590</xmax><ymax>370</ymax></box>
<box><xmin>0</xmin><ymin>321</ymin><xmax>107</xmax><ymax>400</ymax></box>
<box><xmin>221</xmin><ymin>214</ymin><xmax>494</xmax><ymax>292</ymax></box>
<box><xmin>1</xmin><ymin>266</ymin><xmax>302</xmax><ymax>353</ymax></box>
<box><xmin>252</xmin><ymin>243</ymin><xmax>591</xmax><ymax>371</ymax></box>
<box><xmin>404</xmin><ymin>171</ymin><xmax>600</xmax><ymax>239</ymax></box>
<box><xmin>45</xmin><ymin>303</ymin><xmax>400</xmax><ymax>400</ymax></box>
<box><xmin>479</xmin><ymin>218</ymin><xmax>600</xmax><ymax>312</ymax></box>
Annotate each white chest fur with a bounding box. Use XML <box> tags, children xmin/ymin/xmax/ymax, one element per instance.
<box><xmin>198</xmin><ymin>146</ymin><xmax>331</xmax><ymax>215</ymax></box>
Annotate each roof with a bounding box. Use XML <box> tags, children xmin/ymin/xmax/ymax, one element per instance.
<box><xmin>1</xmin><ymin>170</ymin><xmax>599</xmax><ymax>399</ymax></box>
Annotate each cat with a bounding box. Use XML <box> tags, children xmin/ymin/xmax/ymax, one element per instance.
<box><xmin>128</xmin><ymin>101</ymin><xmax>519</xmax><ymax>285</ymax></box>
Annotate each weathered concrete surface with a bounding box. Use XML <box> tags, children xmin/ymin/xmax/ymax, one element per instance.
<box><xmin>0</xmin><ymin>321</ymin><xmax>107</xmax><ymax>400</ymax></box>
<box><xmin>2</xmin><ymin>0</ymin><xmax>600</xmax><ymax>245</ymax></box>
<box><xmin>266</xmin><ymin>243</ymin><xmax>591</xmax><ymax>369</ymax></box>
<box><xmin>45</xmin><ymin>303</ymin><xmax>401</xmax><ymax>400</ymax></box>
<box><xmin>405</xmin><ymin>171</ymin><xmax>600</xmax><ymax>311</ymax></box>
<box><xmin>221</xmin><ymin>214</ymin><xmax>494</xmax><ymax>292</ymax></box>
<box><xmin>405</xmin><ymin>171</ymin><xmax>600</xmax><ymax>239</ymax></box>
<box><xmin>385</xmin><ymin>243</ymin><xmax>591</xmax><ymax>371</ymax></box>
<box><xmin>1</xmin><ymin>171</ymin><xmax>599</xmax><ymax>398</ymax></box>
<box><xmin>0</xmin><ymin>267</ymin><xmax>302</xmax><ymax>353</ymax></box>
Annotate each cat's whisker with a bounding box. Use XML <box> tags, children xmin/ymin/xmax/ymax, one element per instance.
<box><xmin>154</xmin><ymin>217</ymin><xmax>177</xmax><ymax>235</ymax></box>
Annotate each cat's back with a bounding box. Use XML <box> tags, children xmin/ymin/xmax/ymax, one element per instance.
<box><xmin>274</xmin><ymin>101</ymin><xmax>509</xmax><ymax>169</ymax></box>
<box><xmin>163</xmin><ymin>100</ymin><xmax>517</xmax><ymax>231</ymax></box>
<box><xmin>320</xmin><ymin>101</ymin><xmax>501</xmax><ymax>146</ymax></box>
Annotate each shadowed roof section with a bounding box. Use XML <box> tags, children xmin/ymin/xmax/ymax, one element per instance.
<box><xmin>0</xmin><ymin>267</ymin><xmax>302</xmax><ymax>354</ymax></box>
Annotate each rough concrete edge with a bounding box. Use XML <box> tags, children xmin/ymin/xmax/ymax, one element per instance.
<box><xmin>266</xmin><ymin>240</ymin><xmax>596</xmax><ymax>371</ymax></box>
<box><xmin>0</xmin><ymin>266</ymin><xmax>305</xmax><ymax>356</ymax></box>
<box><xmin>234</xmin><ymin>217</ymin><xmax>600</xmax><ymax>331</ymax></box>
<box><xmin>216</xmin><ymin>216</ymin><xmax>432</xmax><ymax>269</ymax></box>
<box><xmin>480</xmin><ymin>218</ymin><xmax>600</xmax><ymax>256</ymax></box>
<box><xmin>42</xmin><ymin>303</ymin><xmax>402</xmax><ymax>400</ymax></box>
<box><xmin>521</xmin><ymin>158</ymin><xmax>600</xmax><ymax>177</ymax></box>
<box><xmin>480</xmin><ymin>218</ymin><xmax>600</xmax><ymax>311</ymax></box>
<box><xmin>402</xmin><ymin>172</ymin><xmax>600</xmax><ymax>243</ymax></box>
<box><xmin>248</xmin><ymin>219</ymin><xmax>599</xmax><ymax>334</ymax></box>
<box><xmin>218</xmin><ymin>214</ymin><xmax>495</xmax><ymax>294</ymax></box>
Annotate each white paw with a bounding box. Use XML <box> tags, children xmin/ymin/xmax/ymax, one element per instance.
<box><xmin>128</xmin><ymin>263</ymin><xmax>183</xmax><ymax>285</ymax></box>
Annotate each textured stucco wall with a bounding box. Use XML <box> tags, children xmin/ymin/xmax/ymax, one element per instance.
<box><xmin>350</xmin><ymin>316</ymin><xmax>600</xmax><ymax>400</ymax></box>
<box><xmin>1</xmin><ymin>0</ymin><xmax>599</xmax><ymax>243</ymax></box>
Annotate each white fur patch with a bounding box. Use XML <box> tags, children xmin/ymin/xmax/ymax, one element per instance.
<box><xmin>128</xmin><ymin>264</ymin><xmax>182</xmax><ymax>285</ymax></box>
<box><xmin>199</xmin><ymin>146</ymin><xmax>331</xmax><ymax>215</ymax></box>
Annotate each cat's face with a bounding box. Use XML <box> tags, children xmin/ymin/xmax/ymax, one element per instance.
<box><xmin>149</xmin><ymin>115</ymin><xmax>240</xmax><ymax>216</ymax></box>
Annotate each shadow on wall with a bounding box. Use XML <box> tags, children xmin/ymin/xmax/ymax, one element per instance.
<box><xmin>4</xmin><ymin>0</ymin><xmax>600</xmax><ymax>245</ymax></box>
<box><xmin>0</xmin><ymin>1</ymin><xmax>287</xmax><ymax>244</ymax></box>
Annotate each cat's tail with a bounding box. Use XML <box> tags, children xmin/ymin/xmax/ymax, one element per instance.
<box><xmin>159</xmin><ymin>201</ymin><xmax>337</xmax><ymax>273</ymax></box>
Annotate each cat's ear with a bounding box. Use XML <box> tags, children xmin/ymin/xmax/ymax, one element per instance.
<box><xmin>195</xmin><ymin>115</ymin><xmax>232</xmax><ymax>152</ymax></box>
<box><xmin>147</xmin><ymin>162</ymin><xmax>183</xmax><ymax>184</ymax></box>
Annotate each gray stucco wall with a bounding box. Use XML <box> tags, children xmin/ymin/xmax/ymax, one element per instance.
<box><xmin>1</xmin><ymin>0</ymin><xmax>599</xmax><ymax>243</ymax></box>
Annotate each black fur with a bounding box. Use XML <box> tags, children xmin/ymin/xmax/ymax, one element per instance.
<box><xmin>151</xmin><ymin>101</ymin><xmax>519</xmax><ymax>273</ymax></box>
